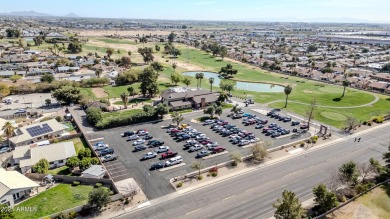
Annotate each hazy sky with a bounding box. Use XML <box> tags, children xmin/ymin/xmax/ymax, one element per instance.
<box><xmin>1</xmin><ymin>0</ymin><xmax>389</xmax><ymax>22</ymax></box>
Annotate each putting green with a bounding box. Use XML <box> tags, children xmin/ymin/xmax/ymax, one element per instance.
<box><xmin>320</xmin><ymin>111</ymin><xmax>347</xmax><ymax>121</ymax></box>
<box><xmin>318</xmin><ymin>86</ymin><xmax>344</xmax><ymax>94</ymax></box>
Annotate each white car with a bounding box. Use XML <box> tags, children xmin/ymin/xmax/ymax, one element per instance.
<box><xmin>138</xmin><ymin>131</ymin><xmax>149</xmax><ymax>136</ymax></box>
<box><xmin>102</xmin><ymin>154</ymin><xmax>117</xmax><ymax>162</ymax></box>
<box><xmin>93</xmin><ymin>142</ymin><xmax>109</xmax><ymax>151</ymax></box>
<box><xmin>238</xmin><ymin>140</ymin><xmax>251</xmax><ymax>146</ymax></box>
<box><xmin>133</xmin><ymin>139</ymin><xmax>145</xmax><ymax>146</ymax></box>
<box><xmin>155</xmin><ymin>146</ymin><xmax>170</xmax><ymax>153</ymax></box>
<box><xmin>15</xmin><ymin>109</ymin><xmax>26</xmax><ymax>114</ymax></box>
<box><xmin>206</xmin><ymin>142</ymin><xmax>218</xmax><ymax>149</ymax></box>
<box><xmin>229</xmin><ymin>134</ymin><xmax>239</xmax><ymax>139</ymax></box>
<box><xmin>250</xmin><ymin>138</ymin><xmax>260</xmax><ymax>143</ymax></box>
<box><xmin>165</xmin><ymin>156</ymin><xmax>183</xmax><ymax>166</ymax></box>
<box><xmin>141</xmin><ymin>152</ymin><xmax>157</xmax><ymax>160</ymax></box>
<box><xmin>128</xmin><ymin>135</ymin><xmax>140</xmax><ymax>141</ymax></box>
<box><xmin>189</xmin><ymin>144</ymin><xmax>203</xmax><ymax>152</ymax></box>
<box><xmin>186</xmin><ymin>139</ymin><xmax>198</xmax><ymax>145</ymax></box>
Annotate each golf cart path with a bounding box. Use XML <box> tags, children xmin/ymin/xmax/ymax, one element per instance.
<box><xmin>267</xmin><ymin>94</ymin><xmax>379</xmax><ymax>109</ymax></box>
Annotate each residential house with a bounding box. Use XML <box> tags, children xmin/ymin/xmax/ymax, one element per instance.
<box><xmin>161</xmin><ymin>88</ymin><xmax>217</xmax><ymax>110</ymax></box>
<box><xmin>13</xmin><ymin>141</ymin><xmax>76</xmax><ymax>173</ymax></box>
<box><xmin>0</xmin><ymin>168</ymin><xmax>39</xmax><ymax>207</ymax></box>
<box><xmin>0</xmin><ymin>70</ymin><xmax>15</xmax><ymax>78</ymax></box>
<box><xmin>9</xmin><ymin>119</ymin><xmax>67</xmax><ymax>147</ymax></box>
<box><xmin>82</xmin><ymin>165</ymin><xmax>107</xmax><ymax>179</ymax></box>
<box><xmin>367</xmin><ymin>81</ymin><xmax>389</xmax><ymax>92</ymax></box>
<box><xmin>371</xmin><ymin>73</ymin><xmax>390</xmax><ymax>82</ymax></box>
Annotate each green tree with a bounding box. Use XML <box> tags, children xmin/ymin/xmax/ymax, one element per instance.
<box><xmin>120</xmin><ymin>92</ymin><xmax>129</xmax><ymax>109</ymax></box>
<box><xmin>215</xmin><ymin>104</ymin><xmax>223</xmax><ymax>117</ymax></box>
<box><xmin>95</xmin><ymin>69</ymin><xmax>102</xmax><ymax>78</ymax></box>
<box><xmin>170</xmin><ymin>72</ymin><xmax>181</xmax><ymax>85</ymax></box>
<box><xmin>67</xmin><ymin>41</ymin><xmax>82</xmax><ymax>53</ymax></box>
<box><xmin>171</xmin><ymin>112</ymin><xmax>184</xmax><ymax>126</ymax></box>
<box><xmin>383</xmin><ymin>144</ymin><xmax>390</xmax><ymax>170</ymax></box>
<box><xmin>219</xmin><ymin>80</ymin><xmax>235</xmax><ymax>94</ymax></box>
<box><xmin>66</xmin><ymin>156</ymin><xmax>80</xmax><ymax>170</ymax></box>
<box><xmin>312</xmin><ymin>184</ymin><xmax>339</xmax><ymax>215</ymax></box>
<box><xmin>284</xmin><ymin>85</ymin><xmax>292</xmax><ymax>108</ymax></box>
<box><xmin>203</xmin><ymin>105</ymin><xmax>216</xmax><ymax>118</ymax></box>
<box><xmin>139</xmin><ymin>67</ymin><xmax>159</xmax><ymax>97</ymax></box>
<box><xmin>208</xmin><ymin>77</ymin><xmax>214</xmax><ymax>92</ymax></box>
<box><xmin>0</xmin><ymin>203</ymin><xmax>15</xmax><ymax>219</ymax></box>
<box><xmin>127</xmin><ymin>86</ymin><xmax>135</xmax><ymax>96</ymax></box>
<box><xmin>150</xmin><ymin>61</ymin><xmax>164</xmax><ymax>75</ymax></box>
<box><xmin>52</xmin><ymin>86</ymin><xmax>82</xmax><ymax>104</ymax></box>
<box><xmin>0</xmin><ymin>83</ymin><xmax>10</xmax><ymax>98</ymax></box>
<box><xmin>155</xmin><ymin>45</ymin><xmax>160</xmax><ymax>52</ymax></box>
<box><xmin>86</xmin><ymin>107</ymin><xmax>102</xmax><ymax>126</ymax></box>
<box><xmin>41</xmin><ymin>73</ymin><xmax>55</xmax><ymax>83</ymax></box>
<box><xmin>88</xmin><ymin>187</ymin><xmax>110</xmax><ymax>209</ymax></box>
<box><xmin>139</xmin><ymin>36</ymin><xmax>148</xmax><ymax>47</ymax></box>
<box><xmin>273</xmin><ymin>190</ymin><xmax>305</xmax><ymax>219</ymax></box>
<box><xmin>10</xmin><ymin>75</ymin><xmax>22</xmax><ymax>83</ymax></box>
<box><xmin>251</xmin><ymin>143</ymin><xmax>268</xmax><ymax>162</ymax></box>
<box><xmin>198</xmin><ymin>73</ymin><xmax>204</xmax><ymax>87</ymax></box>
<box><xmin>80</xmin><ymin>157</ymin><xmax>92</xmax><ymax>170</ymax></box>
<box><xmin>168</xmin><ymin>32</ymin><xmax>176</xmax><ymax>43</ymax></box>
<box><xmin>182</xmin><ymin>76</ymin><xmax>192</xmax><ymax>87</ymax></box>
<box><xmin>91</xmin><ymin>157</ymin><xmax>99</xmax><ymax>165</ymax></box>
<box><xmin>106</xmin><ymin>48</ymin><xmax>114</xmax><ymax>58</ymax></box>
<box><xmin>120</xmin><ymin>56</ymin><xmax>132</xmax><ymax>68</ymax></box>
<box><xmin>32</xmin><ymin>158</ymin><xmax>49</xmax><ymax>174</ymax></box>
<box><xmin>45</xmin><ymin>98</ymin><xmax>51</xmax><ymax>106</ymax></box>
<box><xmin>220</xmin><ymin>46</ymin><xmax>228</xmax><ymax>60</ymax></box>
<box><xmin>155</xmin><ymin>103</ymin><xmax>169</xmax><ymax>118</ymax></box>
<box><xmin>2</xmin><ymin>122</ymin><xmax>14</xmax><ymax>147</ymax></box>
<box><xmin>307</xmin><ymin>44</ymin><xmax>318</xmax><ymax>52</ymax></box>
<box><xmin>219</xmin><ymin>64</ymin><xmax>238</xmax><ymax>78</ymax></box>
<box><xmin>217</xmin><ymin>92</ymin><xmax>228</xmax><ymax>103</ymax></box>
<box><xmin>137</xmin><ymin>47</ymin><xmax>154</xmax><ymax>64</ymax></box>
<box><xmin>341</xmin><ymin>80</ymin><xmax>349</xmax><ymax>97</ymax></box>
<box><xmin>339</xmin><ymin>161</ymin><xmax>359</xmax><ymax>186</ymax></box>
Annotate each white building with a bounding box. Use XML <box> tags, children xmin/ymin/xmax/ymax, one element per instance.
<box><xmin>13</xmin><ymin>141</ymin><xmax>76</xmax><ymax>173</ymax></box>
<box><xmin>0</xmin><ymin>168</ymin><xmax>39</xmax><ymax>207</ymax></box>
<box><xmin>82</xmin><ymin>165</ymin><xmax>106</xmax><ymax>179</ymax></box>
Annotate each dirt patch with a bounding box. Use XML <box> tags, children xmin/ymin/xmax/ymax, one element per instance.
<box><xmin>328</xmin><ymin>202</ymin><xmax>379</xmax><ymax>219</ymax></box>
<box><xmin>76</xmin><ymin>29</ymin><xmax>174</xmax><ymax>37</ymax></box>
<box><xmin>92</xmin><ymin>87</ymin><xmax>108</xmax><ymax>98</ymax></box>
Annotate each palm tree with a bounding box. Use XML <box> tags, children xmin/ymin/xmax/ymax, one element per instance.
<box><xmin>171</xmin><ymin>112</ymin><xmax>184</xmax><ymax>127</ymax></box>
<box><xmin>284</xmin><ymin>85</ymin><xmax>292</xmax><ymax>108</ymax></box>
<box><xmin>195</xmin><ymin>73</ymin><xmax>200</xmax><ymax>88</ymax></box>
<box><xmin>341</xmin><ymin>80</ymin><xmax>349</xmax><ymax>98</ymax></box>
<box><xmin>198</xmin><ymin>73</ymin><xmax>204</xmax><ymax>88</ymax></box>
<box><xmin>209</xmin><ymin>77</ymin><xmax>214</xmax><ymax>92</ymax></box>
<box><xmin>2</xmin><ymin>122</ymin><xmax>14</xmax><ymax>147</ymax></box>
<box><xmin>120</xmin><ymin>92</ymin><xmax>129</xmax><ymax>109</ymax></box>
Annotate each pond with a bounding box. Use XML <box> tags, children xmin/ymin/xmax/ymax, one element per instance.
<box><xmin>182</xmin><ymin>72</ymin><xmax>284</xmax><ymax>93</ymax></box>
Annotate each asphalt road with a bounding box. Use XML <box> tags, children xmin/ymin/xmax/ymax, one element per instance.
<box><xmin>85</xmin><ymin>109</ymin><xmax>309</xmax><ymax>200</ymax></box>
<box><xmin>117</xmin><ymin>122</ymin><xmax>390</xmax><ymax>219</ymax></box>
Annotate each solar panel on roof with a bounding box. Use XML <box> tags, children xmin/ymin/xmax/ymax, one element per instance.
<box><xmin>26</xmin><ymin>123</ymin><xmax>54</xmax><ymax>137</ymax></box>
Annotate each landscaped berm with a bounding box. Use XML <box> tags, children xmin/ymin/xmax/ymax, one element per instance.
<box><xmin>14</xmin><ymin>184</ymin><xmax>94</xmax><ymax>219</ymax></box>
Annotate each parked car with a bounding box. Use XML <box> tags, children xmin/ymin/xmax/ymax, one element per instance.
<box><xmin>155</xmin><ymin>146</ymin><xmax>170</xmax><ymax>153</ymax></box>
<box><xmin>291</xmin><ymin>121</ymin><xmax>300</xmax><ymax>126</ymax></box>
<box><xmin>121</xmin><ymin>131</ymin><xmax>135</xmax><ymax>137</ymax></box>
<box><xmin>242</xmin><ymin>113</ymin><xmax>252</xmax><ymax>117</ymax></box>
<box><xmin>212</xmin><ymin>146</ymin><xmax>226</xmax><ymax>154</ymax></box>
<box><xmin>15</xmin><ymin>109</ymin><xmax>26</xmax><ymax>114</ymax></box>
<box><xmin>148</xmin><ymin>140</ymin><xmax>165</xmax><ymax>147</ymax></box>
<box><xmin>142</xmin><ymin>134</ymin><xmax>153</xmax><ymax>140</ymax></box>
<box><xmin>255</xmin><ymin>124</ymin><xmax>264</xmax><ymax>129</ymax></box>
<box><xmin>165</xmin><ymin>156</ymin><xmax>183</xmax><ymax>166</ymax></box>
<box><xmin>186</xmin><ymin>139</ymin><xmax>199</xmax><ymax>145</ymax></box>
<box><xmin>102</xmin><ymin>154</ymin><xmax>117</xmax><ymax>162</ymax></box>
<box><xmin>232</xmin><ymin>114</ymin><xmax>243</xmax><ymax>119</ymax></box>
<box><xmin>300</xmin><ymin>124</ymin><xmax>309</xmax><ymax>129</ymax></box>
<box><xmin>203</xmin><ymin>120</ymin><xmax>214</xmax><ymax>125</ymax></box>
<box><xmin>133</xmin><ymin>139</ymin><xmax>145</xmax><ymax>146</ymax></box>
<box><xmin>189</xmin><ymin>144</ymin><xmax>203</xmax><ymax>152</ymax></box>
<box><xmin>150</xmin><ymin>162</ymin><xmax>165</xmax><ymax>170</ymax></box>
<box><xmin>133</xmin><ymin>145</ymin><xmax>147</xmax><ymax>152</ymax></box>
<box><xmin>141</xmin><ymin>152</ymin><xmax>157</xmax><ymax>160</ymax></box>
<box><xmin>93</xmin><ymin>142</ymin><xmax>109</xmax><ymax>151</ymax></box>
<box><xmin>97</xmin><ymin>148</ymin><xmax>114</xmax><ymax>157</ymax></box>
<box><xmin>196</xmin><ymin>150</ymin><xmax>211</xmax><ymax>158</ymax></box>
<box><xmin>0</xmin><ymin>147</ymin><xmax>10</xmax><ymax>154</ymax></box>
<box><xmin>283</xmin><ymin>117</ymin><xmax>292</xmax><ymax>122</ymax></box>
<box><xmin>160</xmin><ymin>151</ymin><xmax>178</xmax><ymax>160</ymax></box>
<box><xmin>177</xmin><ymin>134</ymin><xmax>191</xmax><ymax>141</ymax></box>
<box><xmin>238</xmin><ymin>140</ymin><xmax>251</xmax><ymax>146</ymax></box>
<box><xmin>206</xmin><ymin>142</ymin><xmax>218</xmax><ymax>149</ymax></box>
<box><xmin>138</xmin><ymin>130</ymin><xmax>149</xmax><ymax>136</ymax></box>
<box><xmin>127</xmin><ymin>135</ymin><xmax>140</xmax><ymax>141</ymax></box>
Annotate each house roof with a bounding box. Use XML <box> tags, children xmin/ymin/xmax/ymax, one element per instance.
<box><xmin>161</xmin><ymin>89</ymin><xmax>211</xmax><ymax>100</ymax></box>
<box><xmin>169</xmin><ymin>100</ymin><xmax>192</xmax><ymax>107</ymax></box>
<box><xmin>10</xmin><ymin>119</ymin><xmax>66</xmax><ymax>145</ymax></box>
<box><xmin>82</xmin><ymin>165</ymin><xmax>106</xmax><ymax>177</ymax></box>
<box><xmin>17</xmin><ymin>141</ymin><xmax>76</xmax><ymax>168</ymax></box>
<box><xmin>367</xmin><ymin>81</ymin><xmax>389</xmax><ymax>89</ymax></box>
<box><xmin>0</xmin><ymin>168</ymin><xmax>39</xmax><ymax>198</ymax></box>
<box><xmin>193</xmin><ymin>93</ymin><xmax>219</xmax><ymax>104</ymax></box>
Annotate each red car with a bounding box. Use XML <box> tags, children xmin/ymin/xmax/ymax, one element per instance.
<box><xmin>212</xmin><ymin>146</ymin><xmax>226</xmax><ymax>154</ymax></box>
<box><xmin>170</xmin><ymin>129</ymin><xmax>180</xmax><ymax>133</ymax></box>
<box><xmin>300</xmin><ymin>124</ymin><xmax>309</xmax><ymax>129</ymax></box>
<box><xmin>199</xmin><ymin>140</ymin><xmax>212</xmax><ymax>145</ymax></box>
<box><xmin>136</xmin><ymin>129</ymin><xmax>147</xmax><ymax>134</ymax></box>
<box><xmin>160</xmin><ymin>151</ymin><xmax>178</xmax><ymax>160</ymax></box>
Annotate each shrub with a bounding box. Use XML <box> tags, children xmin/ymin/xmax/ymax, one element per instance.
<box><xmin>95</xmin><ymin>183</ymin><xmax>103</xmax><ymax>188</ymax></box>
<box><xmin>55</xmin><ymin>116</ymin><xmax>63</xmax><ymax>122</ymax></box>
<box><xmin>362</xmin><ymin>121</ymin><xmax>367</xmax><ymax>125</ymax></box>
<box><xmin>86</xmin><ymin>107</ymin><xmax>103</xmax><ymax>126</ymax></box>
<box><xmin>124</xmin><ymin>199</ymin><xmax>129</xmax><ymax>205</ymax></box>
<box><xmin>67</xmin><ymin>210</ymin><xmax>78</xmax><ymax>219</ymax></box>
<box><xmin>209</xmin><ymin>166</ymin><xmax>218</xmax><ymax>173</ymax></box>
<box><xmin>176</xmin><ymin>182</ymin><xmax>183</xmax><ymax>188</ymax></box>
<box><xmin>73</xmin><ymin>181</ymin><xmax>81</xmax><ymax>186</ymax></box>
<box><xmin>197</xmin><ymin>175</ymin><xmax>203</xmax><ymax>180</ymax></box>
<box><xmin>300</xmin><ymin>142</ymin><xmax>305</xmax><ymax>147</ymax></box>
<box><xmin>95</xmin><ymin>109</ymin><xmax>158</xmax><ymax>129</ymax></box>
<box><xmin>52</xmin><ymin>138</ymin><xmax>59</xmax><ymax>143</ymax></box>
<box><xmin>372</xmin><ymin>116</ymin><xmax>384</xmax><ymax>123</ymax></box>
<box><xmin>211</xmin><ymin>172</ymin><xmax>218</xmax><ymax>177</ymax></box>
<box><xmin>367</xmin><ymin>121</ymin><xmax>372</xmax><ymax>126</ymax></box>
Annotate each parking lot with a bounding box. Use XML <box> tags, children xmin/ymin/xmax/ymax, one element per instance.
<box><xmin>86</xmin><ymin>108</ymin><xmax>310</xmax><ymax>199</ymax></box>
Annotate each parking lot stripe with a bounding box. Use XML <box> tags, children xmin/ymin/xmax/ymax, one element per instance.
<box><xmin>202</xmin><ymin>151</ymin><xmax>228</xmax><ymax>160</ymax></box>
<box><xmin>110</xmin><ymin>169</ymin><xmax>129</xmax><ymax>174</ymax></box>
<box><xmin>112</xmin><ymin>173</ymin><xmax>132</xmax><ymax>180</ymax></box>
<box><xmin>159</xmin><ymin>163</ymin><xmax>186</xmax><ymax>172</ymax></box>
<box><xmin>242</xmin><ymin>142</ymin><xmax>264</xmax><ymax>148</ymax></box>
<box><xmin>89</xmin><ymin>137</ymin><xmax>105</xmax><ymax>142</ymax></box>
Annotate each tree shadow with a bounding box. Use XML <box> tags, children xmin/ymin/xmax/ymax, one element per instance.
<box><xmin>333</xmin><ymin>97</ymin><xmax>342</xmax><ymax>102</ymax></box>
<box><xmin>215</xmin><ymin>59</ymin><xmax>222</xmax><ymax>62</ymax></box>
<box><xmin>386</xmin><ymin>98</ymin><xmax>390</xmax><ymax>101</ymax></box>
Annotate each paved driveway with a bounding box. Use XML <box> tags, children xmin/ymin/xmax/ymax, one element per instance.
<box><xmin>85</xmin><ymin>109</ymin><xmax>309</xmax><ymax>199</ymax></box>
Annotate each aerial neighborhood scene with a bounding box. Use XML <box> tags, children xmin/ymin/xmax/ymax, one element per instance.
<box><xmin>1</xmin><ymin>0</ymin><xmax>390</xmax><ymax>218</ymax></box>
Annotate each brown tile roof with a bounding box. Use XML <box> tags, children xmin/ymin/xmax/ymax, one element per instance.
<box><xmin>169</xmin><ymin>100</ymin><xmax>192</xmax><ymax>107</ymax></box>
<box><xmin>193</xmin><ymin>93</ymin><xmax>219</xmax><ymax>104</ymax></box>
<box><xmin>161</xmin><ymin>89</ymin><xmax>211</xmax><ymax>100</ymax></box>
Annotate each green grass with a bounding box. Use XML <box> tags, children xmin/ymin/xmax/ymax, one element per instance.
<box><xmin>222</xmin><ymin>103</ymin><xmax>234</xmax><ymax>109</ymax></box>
<box><xmin>14</xmin><ymin>184</ymin><xmax>94</xmax><ymax>219</ymax></box>
<box><xmin>93</xmin><ymin>37</ymin><xmax>136</xmax><ymax>45</ymax></box>
<box><xmin>320</xmin><ymin>111</ymin><xmax>347</xmax><ymax>121</ymax></box>
<box><xmin>70</xmin><ymin>137</ymin><xmax>89</xmax><ymax>155</ymax></box>
<box><xmin>63</xmin><ymin>122</ymin><xmax>75</xmax><ymax>132</ymax></box>
<box><xmin>113</xmin><ymin>98</ymin><xmax>153</xmax><ymax>105</ymax></box>
<box><xmin>80</xmin><ymin>87</ymin><xmax>97</xmax><ymax>99</ymax></box>
<box><xmin>102</xmin><ymin>109</ymin><xmax>143</xmax><ymax>119</ymax></box>
<box><xmin>354</xmin><ymin>184</ymin><xmax>390</xmax><ymax>219</ymax></box>
<box><xmin>47</xmin><ymin>166</ymin><xmax>71</xmax><ymax>175</ymax></box>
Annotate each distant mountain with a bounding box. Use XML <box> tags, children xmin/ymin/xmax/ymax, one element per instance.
<box><xmin>240</xmin><ymin>17</ymin><xmax>371</xmax><ymax>23</ymax></box>
<box><xmin>64</xmin><ymin>12</ymin><xmax>79</xmax><ymax>18</ymax></box>
<box><xmin>0</xmin><ymin>10</ymin><xmax>53</xmax><ymax>17</ymax></box>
